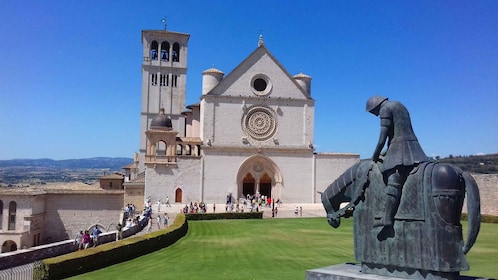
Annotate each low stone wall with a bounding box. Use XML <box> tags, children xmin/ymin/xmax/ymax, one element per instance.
<box><xmin>472</xmin><ymin>173</ymin><xmax>498</xmax><ymax>216</ymax></box>
<box><xmin>0</xmin><ymin>225</ymin><xmax>142</xmax><ymax>270</ymax></box>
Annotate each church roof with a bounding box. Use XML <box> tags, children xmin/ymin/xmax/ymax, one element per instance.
<box><xmin>204</xmin><ymin>35</ymin><xmax>313</xmax><ymax>100</ymax></box>
<box><xmin>202</xmin><ymin>68</ymin><xmax>224</xmax><ymax>75</ymax></box>
<box><xmin>125</xmin><ymin>172</ymin><xmax>145</xmax><ymax>185</ymax></box>
<box><xmin>293</xmin><ymin>72</ymin><xmax>312</xmax><ymax>79</ymax></box>
<box><xmin>100</xmin><ymin>173</ymin><xmax>124</xmax><ymax>180</ymax></box>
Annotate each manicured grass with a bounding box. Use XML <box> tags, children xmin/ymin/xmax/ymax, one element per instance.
<box><xmin>69</xmin><ymin>218</ymin><xmax>498</xmax><ymax>280</ymax></box>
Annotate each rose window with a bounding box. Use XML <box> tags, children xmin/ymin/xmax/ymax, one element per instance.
<box><xmin>242</xmin><ymin>106</ymin><xmax>277</xmax><ymax>141</ymax></box>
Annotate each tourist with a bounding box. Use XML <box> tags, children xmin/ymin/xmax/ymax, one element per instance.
<box><xmin>147</xmin><ymin>216</ymin><xmax>153</xmax><ymax>233</ymax></box>
<box><xmin>92</xmin><ymin>225</ymin><xmax>102</xmax><ymax>247</ymax></box>
<box><xmin>74</xmin><ymin>230</ymin><xmax>83</xmax><ymax>250</ymax></box>
<box><xmin>116</xmin><ymin>223</ymin><xmax>123</xmax><ymax>240</ymax></box>
<box><xmin>82</xmin><ymin>230</ymin><xmax>90</xmax><ymax>249</ymax></box>
<box><xmin>156</xmin><ymin>214</ymin><xmax>161</xmax><ymax>229</ymax></box>
<box><xmin>163</xmin><ymin>213</ymin><xmax>169</xmax><ymax>228</ymax></box>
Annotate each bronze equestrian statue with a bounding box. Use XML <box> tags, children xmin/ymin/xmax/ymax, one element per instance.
<box><xmin>320</xmin><ymin>96</ymin><xmax>481</xmax><ymax>280</ymax></box>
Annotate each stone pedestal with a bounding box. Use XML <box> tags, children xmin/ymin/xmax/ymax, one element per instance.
<box><xmin>306</xmin><ymin>263</ymin><xmax>489</xmax><ymax>280</ymax></box>
<box><xmin>306</xmin><ymin>263</ymin><xmax>406</xmax><ymax>280</ymax></box>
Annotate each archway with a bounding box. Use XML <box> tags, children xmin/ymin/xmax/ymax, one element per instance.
<box><xmin>236</xmin><ymin>155</ymin><xmax>283</xmax><ymax>201</ymax></box>
<box><xmin>1</xmin><ymin>240</ymin><xmax>17</xmax><ymax>253</ymax></box>
<box><xmin>259</xmin><ymin>173</ymin><xmax>272</xmax><ymax>198</ymax></box>
<box><xmin>175</xmin><ymin>188</ymin><xmax>182</xmax><ymax>203</ymax></box>
<box><xmin>242</xmin><ymin>173</ymin><xmax>255</xmax><ymax>197</ymax></box>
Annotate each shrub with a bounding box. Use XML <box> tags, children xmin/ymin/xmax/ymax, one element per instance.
<box><xmin>36</xmin><ymin>214</ymin><xmax>188</xmax><ymax>280</ymax></box>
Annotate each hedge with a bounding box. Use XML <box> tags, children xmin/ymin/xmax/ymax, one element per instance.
<box><xmin>461</xmin><ymin>213</ymin><xmax>498</xmax><ymax>224</ymax></box>
<box><xmin>185</xmin><ymin>211</ymin><xmax>263</xmax><ymax>220</ymax></box>
<box><xmin>35</xmin><ymin>214</ymin><xmax>188</xmax><ymax>280</ymax></box>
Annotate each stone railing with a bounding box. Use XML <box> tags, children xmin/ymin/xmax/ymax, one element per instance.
<box><xmin>0</xmin><ymin>224</ymin><xmax>143</xmax><ymax>270</ymax></box>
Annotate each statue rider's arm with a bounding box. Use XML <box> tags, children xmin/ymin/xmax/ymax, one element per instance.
<box><xmin>372</xmin><ymin>118</ymin><xmax>391</xmax><ymax>161</ymax></box>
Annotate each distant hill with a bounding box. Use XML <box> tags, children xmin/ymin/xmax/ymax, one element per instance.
<box><xmin>436</xmin><ymin>153</ymin><xmax>498</xmax><ymax>174</ymax></box>
<box><xmin>0</xmin><ymin>157</ymin><xmax>133</xmax><ymax>170</ymax></box>
<box><xmin>0</xmin><ymin>157</ymin><xmax>134</xmax><ymax>185</ymax></box>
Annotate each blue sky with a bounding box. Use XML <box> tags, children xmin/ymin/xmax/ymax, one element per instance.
<box><xmin>1</xmin><ymin>1</ymin><xmax>497</xmax><ymax>160</ymax></box>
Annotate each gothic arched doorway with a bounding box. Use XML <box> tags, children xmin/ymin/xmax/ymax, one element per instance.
<box><xmin>259</xmin><ymin>173</ymin><xmax>272</xmax><ymax>197</ymax></box>
<box><xmin>242</xmin><ymin>173</ymin><xmax>255</xmax><ymax>197</ymax></box>
<box><xmin>236</xmin><ymin>155</ymin><xmax>283</xmax><ymax>201</ymax></box>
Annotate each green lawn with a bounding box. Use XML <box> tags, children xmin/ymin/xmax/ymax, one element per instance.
<box><xmin>70</xmin><ymin>218</ymin><xmax>498</xmax><ymax>280</ymax></box>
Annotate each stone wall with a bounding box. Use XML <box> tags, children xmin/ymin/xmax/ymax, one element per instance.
<box><xmin>0</xmin><ymin>225</ymin><xmax>143</xmax><ymax>270</ymax></box>
<box><xmin>44</xmin><ymin>192</ymin><xmax>124</xmax><ymax>242</ymax></box>
<box><xmin>468</xmin><ymin>173</ymin><xmax>498</xmax><ymax>216</ymax></box>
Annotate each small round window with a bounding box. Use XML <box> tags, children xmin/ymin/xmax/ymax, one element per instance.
<box><xmin>251</xmin><ymin>75</ymin><xmax>272</xmax><ymax>96</ymax></box>
<box><xmin>253</xmin><ymin>78</ymin><xmax>267</xmax><ymax>91</ymax></box>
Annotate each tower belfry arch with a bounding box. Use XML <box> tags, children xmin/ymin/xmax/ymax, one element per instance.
<box><xmin>236</xmin><ymin>155</ymin><xmax>283</xmax><ymax>200</ymax></box>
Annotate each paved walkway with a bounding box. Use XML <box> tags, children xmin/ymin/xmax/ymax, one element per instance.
<box><xmin>140</xmin><ymin>203</ymin><xmax>327</xmax><ymax>234</ymax></box>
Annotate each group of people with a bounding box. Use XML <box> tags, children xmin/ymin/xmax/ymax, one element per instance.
<box><xmin>182</xmin><ymin>201</ymin><xmax>208</xmax><ymax>214</ymax></box>
<box><xmin>74</xmin><ymin>225</ymin><xmax>102</xmax><ymax>250</ymax></box>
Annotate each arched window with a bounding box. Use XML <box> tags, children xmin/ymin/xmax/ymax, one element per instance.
<box><xmin>160</xmin><ymin>41</ymin><xmax>170</xmax><ymax>61</ymax></box>
<box><xmin>172</xmin><ymin>42</ymin><xmax>180</xmax><ymax>62</ymax></box>
<box><xmin>185</xmin><ymin>145</ymin><xmax>192</xmax><ymax>155</ymax></box>
<box><xmin>150</xmin><ymin>41</ymin><xmax>159</xmax><ymax>60</ymax></box>
<box><xmin>176</xmin><ymin>144</ymin><xmax>183</xmax><ymax>155</ymax></box>
<box><xmin>156</xmin><ymin>141</ymin><xmax>167</xmax><ymax>156</ymax></box>
<box><xmin>8</xmin><ymin>201</ymin><xmax>16</xmax><ymax>230</ymax></box>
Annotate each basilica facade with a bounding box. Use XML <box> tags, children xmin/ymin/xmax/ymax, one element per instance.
<box><xmin>123</xmin><ymin>29</ymin><xmax>359</xmax><ymax>206</ymax></box>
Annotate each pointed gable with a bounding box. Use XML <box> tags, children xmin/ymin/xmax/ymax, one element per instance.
<box><xmin>205</xmin><ymin>45</ymin><xmax>312</xmax><ymax>100</ymax></box>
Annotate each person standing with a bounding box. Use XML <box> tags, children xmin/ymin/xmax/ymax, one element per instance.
<box><xmin>92</xmin><ymin>225</ymin><xmax>102</xmax><ymax>247</ymax></box>
<box><xmin>82</xmin><ymin>230</ymin><xmax>90</xmax><ymax>249</ymax></box>
<box><xmin>147</xmin><ymin>216</ymin><xmax>153</xmax><ymax>233</ymax></box>
<box><xmin>156</xmin><ymin>214</ymin><xmax>162</xmax><ymax>229</ymax></box>
<box><xmin>74</xmin><ymin>230</ymin><xmax>83</xmax><ymax>251</ymax></box>
<box><xmin>366</xmin><ymin>96</ymin><xmax>428</xmax><ymax>227</ymax></box>
<box><xmin>163</xmin><ymin>213</ymin><xmax>169</xmax><ymax>228</ymax></box>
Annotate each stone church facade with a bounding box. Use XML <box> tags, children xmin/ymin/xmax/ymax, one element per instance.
<box><xmin>124</xmin><ymin>29</ymin><xmax>360</xmax><ymax>206</ymax></box>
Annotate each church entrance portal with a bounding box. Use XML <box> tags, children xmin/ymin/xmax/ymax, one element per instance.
<box><xmin>237</xmin><ymin>155</ymin><xmax>282</xmax><ymax>201</ymax></box>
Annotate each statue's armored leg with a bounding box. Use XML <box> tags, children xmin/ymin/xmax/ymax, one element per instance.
<box><xmin>374</xmin><ymin>169</ymin><xmax>402</xmax><ymax>228</ymax></box>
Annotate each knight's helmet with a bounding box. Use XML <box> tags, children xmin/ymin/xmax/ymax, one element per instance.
<box><xmin>366</xmin><ymin>96</ymin><xmax>388</xmax><ymax>112</ymax></box>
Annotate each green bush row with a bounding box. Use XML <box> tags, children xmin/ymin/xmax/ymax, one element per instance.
<box><xmin>35</xmin><ymin>214</ymin><xmax>188</xmax><ymax>280</ymax></box>
<box><xmin>461</xmin><ymin>213</ymin><xmax>498</xmax><ymax>224</ymax></box>
<box><xmin>185</xmin><ymin>211</ymin><xmax>263</xmax><ymax>220</ymax></box>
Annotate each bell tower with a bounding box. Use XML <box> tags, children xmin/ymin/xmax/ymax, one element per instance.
<box><xmin>139</xmin><ymin>28</ymin><xmax>190</xmax><ymax>172</ymax></box>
